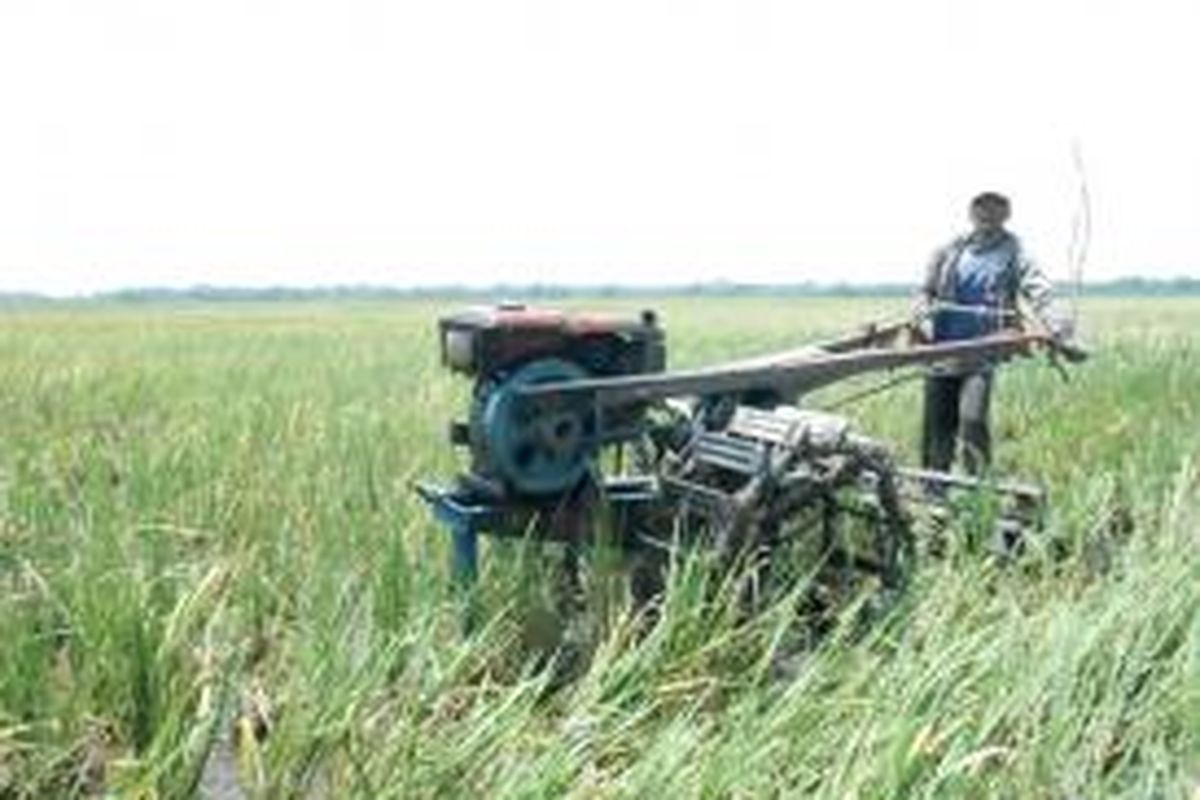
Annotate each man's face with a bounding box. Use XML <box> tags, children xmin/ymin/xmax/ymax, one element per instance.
<box><xmin>970</xmin><ymin>202</ymin><xmax>1009</xmax><ymax>234</ymax></box>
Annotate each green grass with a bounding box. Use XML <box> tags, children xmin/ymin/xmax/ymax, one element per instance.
<box><xmin>0</xmin><ymin>297</ymin><xmax>1196</xmax><ymax>798</ymax></box>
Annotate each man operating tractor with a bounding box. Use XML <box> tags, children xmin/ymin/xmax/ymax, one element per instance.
<box><xmin>917</xmin><ymin>191</ymin><xmax>1072</xmax><ymax>475</ymax></box>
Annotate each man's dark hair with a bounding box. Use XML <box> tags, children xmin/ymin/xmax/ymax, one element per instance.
<box><xmin>970</xmin><ymin>192</ymin><xmax>1011</xmax><ymax>212</ymax></box>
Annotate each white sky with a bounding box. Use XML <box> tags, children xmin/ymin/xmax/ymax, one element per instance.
<box><xmin>1</xmin><ymin>0</ymin><xmax>1197</xmax><ymax>295</ymax></box>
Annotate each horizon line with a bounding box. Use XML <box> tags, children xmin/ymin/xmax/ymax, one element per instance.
<box><xmin>4</xmin><ymin>275</ymin><xmax>1200</xmax><ymax>302</ymax></box>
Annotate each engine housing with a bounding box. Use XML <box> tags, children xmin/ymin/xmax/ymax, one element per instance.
<box><xmin>437</xmin><ymin>304</ymin><xmax>666</xmax><ymax>498</ymax></box>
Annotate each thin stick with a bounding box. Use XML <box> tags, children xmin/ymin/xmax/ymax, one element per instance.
<box><xmin>1067</xmin><ymin>139</ymin><xmax>1092</xmax><ymax>324</ymax></box>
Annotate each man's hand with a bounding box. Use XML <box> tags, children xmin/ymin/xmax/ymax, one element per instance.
<box><xmin>1046</xmin><ymin>314</ymin><xmax>1074</xmax><ymax>341</ymax></box>
<box><xmin>908</xmin><ymin>294</ymin><xmax>934</xmax><ymax>343</ymax></box>
<box><xmin>910</xmin><ymin>294</ymin><xmax>930</xmax><ymax>319</ymax></box>
<box><xmin>1043</xmin><ymin>314</ymin><xmax>1089</xmax><ymax>363</ymax></box>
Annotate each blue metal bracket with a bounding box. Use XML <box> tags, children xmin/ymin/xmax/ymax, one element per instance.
<box><xmin>415</xmin><ymin>475</ymin><xmax>661</xmax><ymax>631</ymax></box>
<box><xmin>414</xmin><ymin>482</ymin><xmax>502</xmax><ymax>587</ymax></box>
<box><xmin>417</xmin><ymin>477</ymin><xmax>659</xmax><ymax>570</ymax></box>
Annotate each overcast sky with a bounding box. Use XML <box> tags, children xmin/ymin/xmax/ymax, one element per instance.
<box><xmin>1</xmin><ymin>0</ymin><xmax>1197</xmax><ymax>295</ymax></box>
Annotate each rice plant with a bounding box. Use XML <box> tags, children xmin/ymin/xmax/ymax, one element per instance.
<box><xmin>0</xmin><ymin>297</ymin><xmax>1195</xmax><ymax>798</ymax></box>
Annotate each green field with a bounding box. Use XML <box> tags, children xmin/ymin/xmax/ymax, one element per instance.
<box><xmin>1</xmin><ymin>297</ymin><xmax>1196</xmax><ymax>798</ymax></box>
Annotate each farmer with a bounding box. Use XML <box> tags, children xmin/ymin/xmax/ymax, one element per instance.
<box><xmin>917</xmin><ymin>191</ymin><xmax>1068</xmax><ymax>475</ymax></box>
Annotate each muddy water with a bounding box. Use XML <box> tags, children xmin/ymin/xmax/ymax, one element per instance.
<box><xmin>198</xmin><ymin>730</ymin><xmax>245</xmax><ymax>800</ymax></box>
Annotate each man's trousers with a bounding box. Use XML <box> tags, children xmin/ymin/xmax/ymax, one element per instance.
<box><xmin>921</xmin><ymin>370</ymin><xmax>994</xmax><ymax>475</ymax></box>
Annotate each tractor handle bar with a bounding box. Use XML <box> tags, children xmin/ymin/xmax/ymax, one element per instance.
<box><xmin>519</xmin><ymin>329</ymin><xmax>1050</xmax><ymax>409</ymax></box>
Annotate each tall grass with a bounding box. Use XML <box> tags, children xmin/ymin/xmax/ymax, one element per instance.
<box><xmin>0</xmin><ymin>298</ymin><xmax>1196</xmax><ymax>798</ymax></box>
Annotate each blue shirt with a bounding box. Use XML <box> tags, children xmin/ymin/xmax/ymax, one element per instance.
<box><xmin>932</xmin><ymin>235</ymin><xmax>1018</xmax><ymax>342</ymax></box>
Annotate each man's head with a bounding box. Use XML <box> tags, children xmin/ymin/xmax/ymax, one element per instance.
<box><xmin>969</xmin><ymin>192</ymin><xmax>1011</xmax><ymax>234</ymax></box>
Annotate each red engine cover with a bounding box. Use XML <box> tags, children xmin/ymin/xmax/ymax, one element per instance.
<box><xmin>439</xmin><ymin>303</ymin><xmax>663</xmax><ymax>377</ymax></box>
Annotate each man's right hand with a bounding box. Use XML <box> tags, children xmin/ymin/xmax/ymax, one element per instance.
<box><xmin>1044</xmin><ymin>315</ymin><xmax>1089</xmax><ymax>363</ymax></box>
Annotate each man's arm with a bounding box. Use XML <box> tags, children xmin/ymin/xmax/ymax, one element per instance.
<box><xmin>921</xmin><ymin>244</ymin><xmax>948</xmax><ymax>301</ymax></box>
<box><xmin>911</xmin><ymin>244</ymin><xmax>947</xmax><ymax>329</ymax></box>
<box><xmin>1014</xmin><ymin>246</ymin><xmax>1072</xmax><ymax>338</ymax></box>
<box><xmin>1015</xmin><ymin>249</ymin><xmax>1052</xmax><ymax>313</ymax></box>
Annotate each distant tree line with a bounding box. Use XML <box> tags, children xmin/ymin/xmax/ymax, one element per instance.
<box><xmin>3</xmin><ymin>276</ymin><xmax>1200</xmax><ymax>306</ymax></box>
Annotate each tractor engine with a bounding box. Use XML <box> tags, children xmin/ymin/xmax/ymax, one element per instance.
<box><xmin>438</xmin><ymin>303</ymin><xmax>665</xmax><ymax>499</ymax></box>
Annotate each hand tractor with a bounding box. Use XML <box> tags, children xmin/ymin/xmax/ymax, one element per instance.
<box><xmin>416</xmin><ymin>302</ymin><xmax>1078</xmax><ymax>625</ymax></box>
